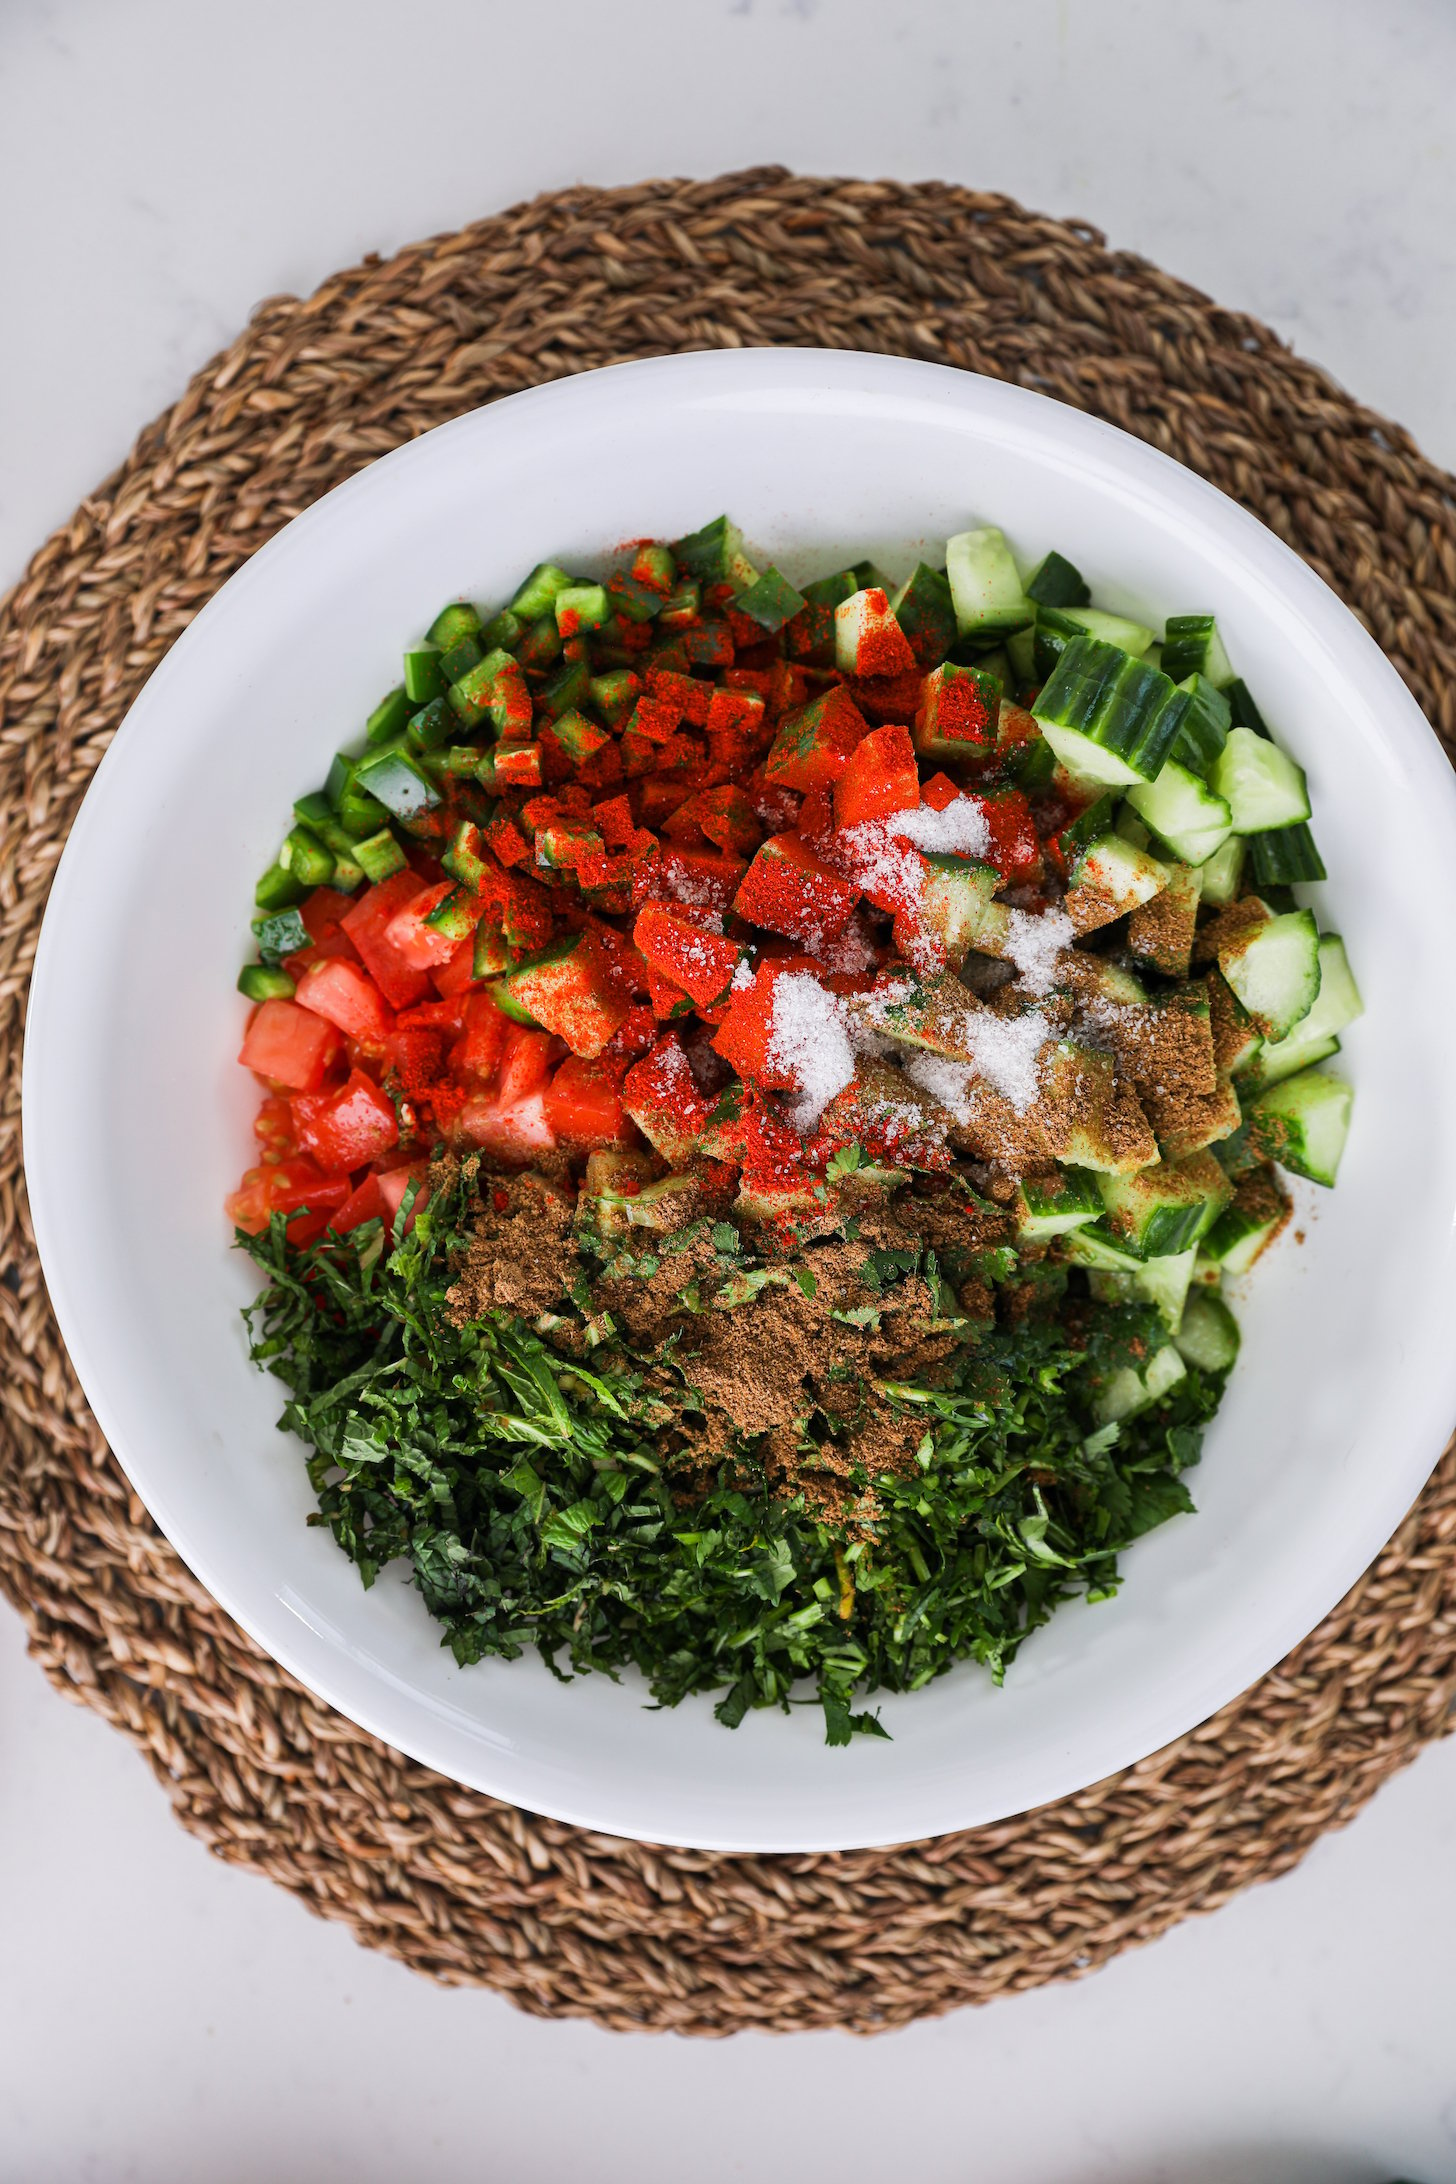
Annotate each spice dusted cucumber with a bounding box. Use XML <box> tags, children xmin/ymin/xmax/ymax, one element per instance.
<box><xmin>733</xmin><ymin>567</ymin><xmax>806</xmax><ymax>634</ymax></box>
<box><xmin>889</xmin><ymin>563</ymin><xmax>958</xmax><ymax>666</ymax></box>
<box><xmin>1246</xmin><ymin>1067</ymin><xmax>1354</xmax><ymax>1187</ymax></box>
<box><xmin>1216</xmin><ymin>908</ymin><xmax>1321</xmax><ymax>1039</ymax></box>
<box><xmin>1032</xmin><ymin>636</ymin><xmax>1192</xmax><ymax>787</ymax></box>
<box><xmin>1013</xmin><ymin>1168</ymin><xmax>1104</xmax><ymax>1240</ymax></box>
<box><xmin>1096</xmin><ymin>1151</ymin><xmax>1233</xmax><ymax>1261</ymax></box>
<box><xmin>508</xmin><ymin>562</ymin><xmax>575</xmax><ymax>621</ymax></box>
<box><xmin>672</xmin><ymin>513</ymin><xmax>758</xmax><ymax>590</ymax></box>
<box><xmin>1063</xmin><ymin>833</ymin><xmax>1170</xmax><ymax>933</ymax></box>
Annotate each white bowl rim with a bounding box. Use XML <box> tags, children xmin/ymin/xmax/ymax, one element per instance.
<box><xmin>22</xmin><ymin>346</ymin><xmax>1456</xmax><ymax>1851</ymax></box>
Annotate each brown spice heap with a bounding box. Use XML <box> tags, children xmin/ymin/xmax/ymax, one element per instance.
<box><xmin>446</xmin><ymin>1166</ymin><xmax>1013</xmax><ymax>1524</ymax></box>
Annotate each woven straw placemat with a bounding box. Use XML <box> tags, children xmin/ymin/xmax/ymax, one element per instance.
<box><xmin>2</xmin><ymin>168</ymin><xmax>1454</xmax><ymax>2035</ymax></box>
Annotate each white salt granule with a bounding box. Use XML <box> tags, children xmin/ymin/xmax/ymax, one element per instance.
<box><xmin>905</xmin><ymin>1007</ymin><xmax>1050</xmax><ymax>1115</ymax></box>
<box><xmin>889</xmin><ymin>801</ymin><xmax>992</xmax><ymax>858</ymax></box>
<box><xmin>766</xmin><ymin>972</ymin><xmax>858</xmax><ymax>1129</ymax></box>
<box><xmin>1001</xmin><ymin>906</ymin><xmax>1074</xmax><ymax>997</ymax></box>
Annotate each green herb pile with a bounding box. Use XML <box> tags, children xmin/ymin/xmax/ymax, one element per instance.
<box><xmin>240</xmin><ymin>1168</ymin><xmax>1224</xmax><ymax>1743</ymax></box>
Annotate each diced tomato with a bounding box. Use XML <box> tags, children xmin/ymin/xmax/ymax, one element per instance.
<box><xmin>295</xmin><ymin>957</ymin><xmax>395</xmax><ymax>1047</ymax></box>
<box><xmin>291</xmin><ymin>1068</ymin><xmax>400</xmax><ymax>1172</ymax></box>
<box><xmin>496</xmin><ymin>1024</ymin><xmax>560</xmax><ymax>1107</ymax></box>
<box><xmin>239</xmin><ymin>998</ymin><xmax>341</xmax><ymax>1092</ymax></box>
<box><xmin>542</xmin><ymin>1055</ymin><xmax>636</xmax><ymax>1150</ymax></box>
<box><xmin>622</xmin><ymin>1034</ymin><xmax>712</xmax><ymax>1163</ymax></box>
<box><xmin>641</xmin><ymin>844</ymin><xmax>747</xmax><ymax>913</ymax></box>
<box><xmin>458</xmin><ymin>1088</ymin><xmax>557</xmax><ymax>1164</ymax></box>
<box><xmin>920</xmin><ymin>772</ymin><xmax>961</xmax><ymax>812</ymax></box>
<box><xmin>644</xmin><ymin>961</ymin><xmax>694</xmax><ymax>1021</ymax></box>
<box><xmin>341</xmin><ymin>872</ymin><xmax>435</xmax><ymax>1008</ymax></box>
<box><xmin>733</xmin><ymin>832</ymin><xmax>860</xmax><ymax>942</ymax></box>
<box><xmin>381</xmin><ymin>1026</ymin><xmax>447</xmax><ymax>1097</ymax></box>
<box><xmin>710</xmin><ymin>958</ymin><xmax>819</xmax><ymax>1089</ymax></box>
<box><xmin>300</xmin><ymin>887</ymin><xmax>358</xmax><ymax>947</ymax></box>
<box><xmin>632</xmin><ymin>903</ymin><xmax>742</xmax><ymax>1008</ymax></box>
<box><xmin>456</xmin><ymin>990</ymin><xmax>510</xmax><ymax>1083</ymax></box>
<box><xmin>225</xmin><ymin>1156</ymin><xmax>350</xmax><ymax>1237</ymax></box>
<box><xmin>432</xmin><ymin>937</ymin><xmax>480</xmax><ymax>997</ymax></box>
<box><xmin>833</xmin><ymin>722</ymin><xmax>920</xmax><ymax>830</ymax></box>
<box><xmin>377</xmin><ymin>1163</ymin><xmax>429</xmax><ymax>1224</ymax></box>
<box><xmin>332</xmin><ymin>1172</ymin><xmax>386</xmax><ymax>1234</ymax></box>
<box><xmin>850</xmin><ymin>667</ymin><xmax>925</xmax><ymax>724</ymax></box>
<box><xmin>333</xmin><ymin>1161</ymin><xmax>430</xmax><ymax>1237</ymax></box>
<box><xmin>973</xmin><ymin>788</ymin><xmax>1042</xmax><ymax>883</ymax></box>
<box><xmin>253</xmin><ymin>1094</ymin><xmax>297</xmax><ymax>1158</ymax></box>
<box><xmin>384</xmin><ymin>880</ymin><xmax>465</xmax><ymax>971</ymax></box>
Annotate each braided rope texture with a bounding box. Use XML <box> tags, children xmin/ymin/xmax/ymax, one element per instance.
<box><xmin>3</xmin><ymin>169</ymin><xmax>1455</xmax><ymax>2035</ymax></box>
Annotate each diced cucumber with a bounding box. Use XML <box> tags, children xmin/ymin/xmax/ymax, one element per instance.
<box><xmin>1175</xmin><ymin>1294</ymin><xmax>1240</xmax><ymax>1372</ymax></box>
<box><xmin>1033</xmin><ymin>605</ymin><xmax>1157</xmax><ymax>679</ymax></box>
<box><xmin>1095</xmin><ymin>1343</ymin><xmax>1188</xmax><ymax>1427</ymax></box>
<box><xmin>278</xmin><ymin>824</ymin><xmax>335</xmax><ymax>889</ymax></box>
<box><xmin>1161</xmin><ymin>614</ymin><xmax>1234</xmax><ymax>690</ymax></box>
<box><xmin>946</xmin><ymin>527</ymin><xmax>1033</xmax><ymax>638</ymax></box>
<box><xmin>1033</xmin><ymin>636</ymin><xmax>1191</xmax><ymax>787</ymax></box>
<box><xmin>555</xmin><ymin>582</ymin><xmax>612</xmax><ymax>634</ymax></box>
<box><xmin>1070</xmin><ymin>1231</ymin><xmax>1200</xmax><ymax>1331</ymax></box>
<box><xmin>403</xmin><ymin>645</ymin><xmax>445</xmax><ymax>705</ymax></box>
<box><xmin>1127</xmin><ymin>859</ymin><xmax>1201</xmax><ymax>979</ymax></box>
<box><xmin>1246</xmin><ymin>1068</ymin><xmax>1353</xmax><ymax>1186</ymax></box>
<box><xmin>1169</xmin><ymin>673</ymin><xmax>1231</xmax><ymax>775</ymax></box>
<box><xmin>1013</xmin><ymin>1168</ymin><xmax>1104</xmax><ymax>1240</ymax></box>
<box><xmin>734</xmin><ymin>567</ymin><xmax>807</xmax><ymax>634</ymax></box>
<box><xmin>1218</xmin><ymin>909</ymin><xmax>1321</xmax><ymax>1039</ymax></box>
<box><xmin>912</xmin><ymin>663</ymin><xmax>1000</xmax><ymax>766</ymax></box>
<box><xmin>917</xmin><ymin>855</ymin><xmax>1003</xmax><ymax>968</ymax></box>
<box><xmin>353</xmin><ymin>828</ymin><xmax>407</xmax><ymax>883</ymax></box>
<box><xmin>426</xmin><ymin>601</ymin><xmax>483</xmax><ymax>652</ymax></box>
<box><xmin>1005</xmin><ymin>624</ymin><xmax>1037</xmax><ymax>689</ymax></box>
<box><xmin>673</xmin><ymin>514</ymin><xmax>758</xmax><ymax>590</ymax></box>
<box><xmin>237</xmin><ymin>963</ymin><xmax>297</xmax><ymax>1003</ymax></box>
<box><xmin>353</xmin><ymin>741</ymin><xmax>444</xmax><ymax>822</ymax></box>
<box><xmin>365</xmin><ymin>686</ymin><xmax>413</xmax><ymax>746</ymax></box>
<box><xmin>1211</xmin><ymin>727</ymin><xmax>1311</xmax><ymax>834</ymax></box>
<box><xmin>1064</xmin><ymin>834</ymin><xmax>1170</xmax><ymax>933</ymax></box>
<box><xmin>1247</xmin><ymin>821</ymin><xmax>1326</xmax><ymax>885</ymax></box>
<box><xmin>889</xmin><ymin>564</ymin><xmax>958</xmax><ymax>668</ymax></box>
<box><xmin>1095</xmin><ymin>1151</ymin><xmax>1232</xmax><ymax>1260</ymax></box>
<box><xmin>1196</xmin><ymin>834</ymin><xmax>1246</xmax><ymax>906</ymax></box>
<box><xmin>1125</xmin><ymin>759</ymin><xmax>1234</xmax><ymax>865</ymax></box>
<box><xmin>508</xmin><ymin>562</ymin><xmax>574</xmax><ymax>621</ymax></box>
<box><xmin>1201</xmin><ymin>1172</ymin><xmax>1290</xmax><ymax>1273</ymax></box>
<box><xmin>1024</xmin><ymin>550</ymin><xmax>1090</xmax><ymax>609</ymax></box>
<box><xmin>1241</xmin><ymin>934</ymin><xmax>1361</xmax><ymax>1090</ymax></box>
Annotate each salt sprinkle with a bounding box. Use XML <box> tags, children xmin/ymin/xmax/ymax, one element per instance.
<box><xmin>889</xmin><ymin>801</ymin><xmax>992</xmax><ymax>858</ymax></box>
<box><xmin>904</xmin><ymin>1008</ymin><xmax>1050</xmax><ymax>1115</ymax></box>
<box><xmin>767</xmin><ymin>972</ymin><xmax>858</xmax><ymax>1129</ymax></box>
<box><xmin>1001</xmin><ymin>906</ymin><xmax>1074</xmax><ymax>997</ymax></box>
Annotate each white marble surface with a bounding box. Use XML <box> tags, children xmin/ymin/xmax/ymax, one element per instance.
<box><xmin>3</xmin><ymin>1</ymin><xmax>1456</xmax><ymax>2176</ymax></box>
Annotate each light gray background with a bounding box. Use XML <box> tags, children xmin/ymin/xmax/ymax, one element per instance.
<box><xmin>3</xmin><ymin>2</ymin><xmax>1455</xmax><ymax>2178</ymax></box>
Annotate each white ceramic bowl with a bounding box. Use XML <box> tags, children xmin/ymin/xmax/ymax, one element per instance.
<box><xmin>23</xmin><ymin>350</ymin><xmax>1456</xmax><ymax>1852</ymax></box>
